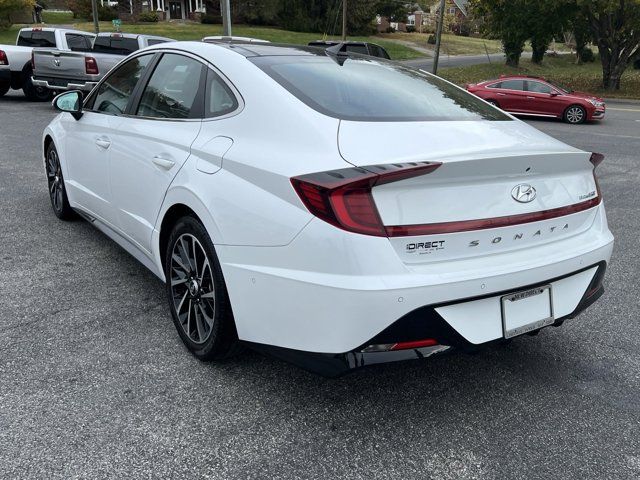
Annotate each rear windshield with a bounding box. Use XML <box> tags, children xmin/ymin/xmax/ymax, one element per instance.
<box><xmin>92</xmin><ymin>36</ymin><xmax>139</xmax><ymax>55</ymax></box>
<box><xmin>17</xmin><ymin>30</ymin><xmax>56</xmax><ymax>48</ymax></box>
<box><xmin>251</xmin><ymin>56</ymin><xmax>510</xmax><ymax>122</ymax></box>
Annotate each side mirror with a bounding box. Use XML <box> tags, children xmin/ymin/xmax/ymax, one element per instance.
<box><xmin>53</xmin><ymin>90</ymin><xmax>83</xmax><ymax>120</ymax></box>
<box><xmin>550</xmin><ymin>91</ymin><xmax>560</xmax><ymax>97</ymax></box>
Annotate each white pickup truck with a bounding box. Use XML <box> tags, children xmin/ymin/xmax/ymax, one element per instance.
<box><xmin>0</xmin><ymin>27</ymin><xmax>95</xmax><ymax>101</ymax></box>
<box><xmin>32</xmin><ymin>32</ymin><xmax>173</xmax><ymax>95</ymax></box>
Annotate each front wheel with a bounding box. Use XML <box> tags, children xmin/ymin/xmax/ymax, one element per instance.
<box><xmin>165</xmin><ymin>216</ymin><xmax>241</xmax><ymax>361</ymax></box>
<box><xmin>46</xmin><ymin>142</ymin><xmax>75</xmax><ymax>220</ymax></box>
<box><xmin>564</xmin><ymin>105</ymin><xmax>586</xmax><ymax>124</ymax></box>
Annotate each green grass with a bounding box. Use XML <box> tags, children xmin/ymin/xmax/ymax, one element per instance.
<box><xmin>42</xmin><ymin>11</ymin><xmax>75</xmax><ymax>25</ymax></box>
<box><xmin>439</xmin><ymin>54</ymin><xmax>640</xmax><ymax>99</ymax></box>
<box><xmin>379</xmin><ymin>32</ymin><xmax>574</xmax><ymax>57</ymax></box>
<box><xmin>380</xmin><ymin>32</ymin><xmax>504</xmax><ymax>56</ymax></box>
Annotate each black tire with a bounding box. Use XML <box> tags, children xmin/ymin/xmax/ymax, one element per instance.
<box><xmin>563</xmin><ymin>104</ymin><xmax>586</xmax><ymax>124</ymax></box>
<box><xmin>0</xmin><ymin>82</ymin><xmax>9</xmax><ymax>97</ymax></box>
<box><xmin>165</xmin><ymin>216</ymin><xmax>241</xmax><ymax>361</ymax></box>
<box><xmin>487</xmin><ymin>100</ymin><xmax>500</xmax><ymax>107</ymax></box>
<box><xmin>45</xmin><ymin>142</ymin><xmax>75</xmax><ymax>220</ymax></box>
<box><xmin>22</xmin><ymin>70</ymin><xmax>52</xmax><ymax>102</ymax></box>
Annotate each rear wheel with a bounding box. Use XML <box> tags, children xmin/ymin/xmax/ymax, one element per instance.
<box><xmin>487</xmin><ymin>100</ymin><xmax>500</xmax><ymax>107</ymax></box>
<box><xmin>0</xmin><ymin>82</ymin><xmax>9</xmax><ymax>97</ymax></box>
<box><xmin>45</xmin><ymin>142</ymin><xmax>75</xmax><ymax>220</ymax></box>
<box><xmin>165</xmin><ymin>216</ymin><xmax>241</xmax><ymax>361</ymax></box>
<box><xmin>22</xmin><ymin>70</ymin><xmax>51</xmax><ymax>102</ymax></box>
<box><xmin>564</xmin><ymin>105</ymin><xmax>586</xmax><ymax>124</ymax></box>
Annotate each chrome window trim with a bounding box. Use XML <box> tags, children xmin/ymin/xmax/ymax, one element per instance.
<box><xmin>83</xmin><ymin>47</ymin><xmax>244</xmax><ymax>123</ymax></box>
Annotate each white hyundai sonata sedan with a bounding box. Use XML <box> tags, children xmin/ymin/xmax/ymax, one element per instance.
<box><xmin>43</xmin><ymin>41</ymin><xmax>613</xmax><ymax>376</ymax></box>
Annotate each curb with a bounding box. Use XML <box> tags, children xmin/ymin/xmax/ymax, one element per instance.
<box><xmin>604</xmin><ymin>97</ymin><xmax>640</xmax><ymax>105</ymax></box>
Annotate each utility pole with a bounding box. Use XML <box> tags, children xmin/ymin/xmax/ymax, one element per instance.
<box><xmin>432</xmin><ymin>0</ymin><xmax>445</xmax><ymax>75</ymax></box>
<box><xmin>341</xmin><ymin>0</ymin><xmax>347</xmax><ymax>41</ymax></box>
<box><xmin>221</xmin><ymin>0</ymin><xmax>232</xmax><ymax>37</ymax></box>
<box><xmin>91</xmin><ymin>0</ymin><xmax>100</xmax><ymax>34</ymax></box>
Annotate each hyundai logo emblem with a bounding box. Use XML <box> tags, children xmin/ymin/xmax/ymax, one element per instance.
<box><xmin>511</xmin><ymin>184</ymin><xmax>537</xmax><ymax>203</ymax></box>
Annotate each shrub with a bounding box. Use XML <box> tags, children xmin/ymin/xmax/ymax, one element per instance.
<box><xmin>406</xmin><ymin>25</ymin><xmax>416</xmax><ymax>33</ymax></box>
<box><xmin>427</xmin><ymin>34</ymin><xmax>436</xmax><ymax>45</ymax></box>
<box><xmin>385</xmin><ymin>26</ymin><xmax>395</xmax><ymax>33</ymax></box>
<box><xmin>579</xmin><ymin>47</ymin><xmax>595</xmax><ymax>63</ymax></box>
<box><xmin>138</xmin><ymin>11</ymin><xmax>158</xmax><ymax>23</ymax></box>
<box><xmin>95</xmin><ymin>6</ymin><xmax>118</xmax><ymax>22</ymax></box>
<box><xmin>634</xmin><ymin>58</ymin><xmax>640</xmax><ymax>70</ymax></box>
<box><xmin>201</xmin><ymin>14</ymin><xmax>221</xmax><ymax>24</ymax></box>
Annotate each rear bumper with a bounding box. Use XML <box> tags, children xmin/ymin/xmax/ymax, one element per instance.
<box><xmin>218</xmin><ymin>204</ymin><xmax>614</xmax><ymax>357</ymax></box>
<box><xmin>31</xmin><ymin>76</ymin><xmax>97</xmax><ymax>92</ymax></box>
<box><xmin>248</xmin><ymin>262</ymin><xmax>607</xmax><ymax>377</ymax></box>
<box><xmin>0</xmin><ymin>67</ymin><xmax>10</xmax><ymax>84</ymax></box>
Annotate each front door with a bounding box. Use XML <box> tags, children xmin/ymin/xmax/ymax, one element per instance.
<box><xmin>169</xmin><ymin>1</ymin><xmax>182</xmax><ymax>19</ymax></box>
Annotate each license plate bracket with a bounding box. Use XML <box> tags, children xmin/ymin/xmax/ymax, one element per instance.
<box><xmin>501</xmin><ymin>285</ymin><xmax>554</xmax><ymax>339</ymax></box>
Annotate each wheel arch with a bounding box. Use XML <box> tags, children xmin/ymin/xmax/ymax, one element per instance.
<box><xmin>154</xmin><ymin>188</ymin><xmax>225</xmax><ymax>281</ymax></box>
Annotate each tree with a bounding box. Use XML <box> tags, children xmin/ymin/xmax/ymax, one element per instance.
<box><xmin>528</xmin><ymin>0</ymin><xmax>575</xmax><ymax>64</ymax></box>
<box><xmin>376</xmin><ymin>0</ymin><xmax>407</xmax><ymax>25</ymax></box>
<box><xmin>579</xmin><ymin>0</ymin><xmax>640</xmax><ymax>90</ymax></box>
<box><xmin>469</xmin><ymin>0</ymin><xmax>531</xmax><ymax>67</ymax></box>
<box><xmin>0</xmin><ymin>0</ymin><xmax>34</xmax><ymax>30</ymax></box>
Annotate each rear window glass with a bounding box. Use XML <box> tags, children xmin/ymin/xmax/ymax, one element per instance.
<box><xmin>252</xmin><ymin>56</ymin><xmax>510</xmax><ymax>122</ymax></box>
<box><xmin>92</xmin><ymin>36</ymin><xmax>139</xmax><ymax>55</ymax></box>
<box><xmin>17</xmin><ymin>30</ymin><xmax>56</xmax><ymax>48</ymax></box>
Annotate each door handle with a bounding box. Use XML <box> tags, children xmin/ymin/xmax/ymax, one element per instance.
<box><xmin>497</xmin><ymin>93</ymin><xmax>506</xmax><ymax>96</ymax></box>
<box><xmin>527</xmin><ymin>96</ymin><xmax>536</xmax><ymax>99</ymax></box>
<box><xmin>95</xmin><ymin>138</ymin><xmax>111</xmax><ymax>149</ymax></box>
<box><xmin>152</xmin><ymin>155</ymin><xmax>175</xmax><ymax>170</ymax></box>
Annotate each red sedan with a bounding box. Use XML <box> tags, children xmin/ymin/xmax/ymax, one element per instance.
<box><xmin>466</xmin><ymin>75</ymin><xmax>605</xmax><ymax>124</ymax></box>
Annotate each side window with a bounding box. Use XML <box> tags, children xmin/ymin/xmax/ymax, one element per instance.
<box><xmin>345</xmin><ymin>44</ymin><xmax>369</xmax><ymax>55</ymax></box>
<box><xmin>136</xmin><ymin>53</ymin><xmax>205</xmax><ymax>119</ymax></box>
<box><xmin>205</xmin><ymin>69</ymin><xmax>239</xmax><ymax>118</ymax></box>
<box><xmin>499</xmin><ymin>80</ymin><xmax>525</xmax><ymax>91</ymax></box>
<box><xmin>66</xmin><ymin>34</ymin><xmax>91</xmax><ymax>52</ymax></box>
<box><xmin>369</xmin><ymin>45</ymin><xmax>389</xmax><ymax>59</ymax></box>
<box><xmin>487</xmin><ymin>82</ymin><xmax>501</xmax><ymax>89</ymax></box>
<box><xmin>527</xmin><ymin>81</ymin><xmax>552</xmax><ymax>94</ymax></box>
<box><xmin>89</xmin><ymin>54</ymin><xmax>153</xmax><ymax>114</ymax></box>
<box><xmin>147</xmin><ymin>39</ymin><xmax>168</xmax><ymax>46</ymax></box>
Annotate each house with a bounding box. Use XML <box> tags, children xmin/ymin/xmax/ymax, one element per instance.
<box><xmin>101</xmin><ymin>0</ymin><xmax>207</xmax><ymax>21</ymax></box>
<box><xmin>145</xmin><ymin>0</ymin><xmax>206</xmax><ymax>20</ymax></box>
<box><xmin>425</xmin><ymin>0</ymin><xmax>469</xmax><ymax>32</ymax></box>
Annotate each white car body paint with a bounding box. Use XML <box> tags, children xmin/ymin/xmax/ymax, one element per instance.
<box><xmin>43</xmin><ymin>41</ymin><xmax>614</xmax><ymax>357</ymax></box>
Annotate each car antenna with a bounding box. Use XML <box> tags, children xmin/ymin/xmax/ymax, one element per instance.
<box><xmin>325</xmin><ymin>43</ymin><xmax>348</xmax><ymax>66</ymax></box>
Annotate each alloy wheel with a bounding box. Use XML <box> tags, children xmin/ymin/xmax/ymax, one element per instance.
<box><xmin>566</xmin><ymin>106</ymin><xmax>585</xmax><ymax>124</ymax></box>
<box><xmin>169</xmin><ymin>233</ymin><xmax>216</xmax><ymax>344</ymax></box>
<box><xmin>46</xmin><ymin>147</ymin><xmax>64</xmax><ymax>213</ymax></box>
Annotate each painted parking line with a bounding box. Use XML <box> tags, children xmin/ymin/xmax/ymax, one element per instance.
<box><xmin>588</xmin><ymin>132</ymin><xmax>640</xmax><ymax>140</ymax></box>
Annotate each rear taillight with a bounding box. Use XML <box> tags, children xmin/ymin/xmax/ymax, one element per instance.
<box><xmin>0</xmin><ymin>50</ymin><xmax>8</xmax><ymax>66</ymax></box>
<box><xmin>590</xmin><ymin>152</ymin><xmax>605</xmax><ymax>168</ymax></box>
<box><xmin>291</xmin><ymin>162</ymin><xmax>442</xmax><ymax>237</ymax></box>
<box><xmin>85</xmin><ymin>56</ymin><xmax>99</xmax><ymax>75</ymax></box>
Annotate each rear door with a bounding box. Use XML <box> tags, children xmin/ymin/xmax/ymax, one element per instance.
<box><xmin>493</xmin><ymin>79</ymin><xmax>527</xmax><ymax>112</ymax></box>
<box><xmin>108</xmin><ymin>52</ymin><xmax>207</xmax><ymax>252</ymax></box>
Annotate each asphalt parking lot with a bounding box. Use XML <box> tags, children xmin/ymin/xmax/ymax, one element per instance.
<box><xmin>1</xmin><ymin>89</ymin><xmax>639</xmax><ymax>479</ymax></box>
